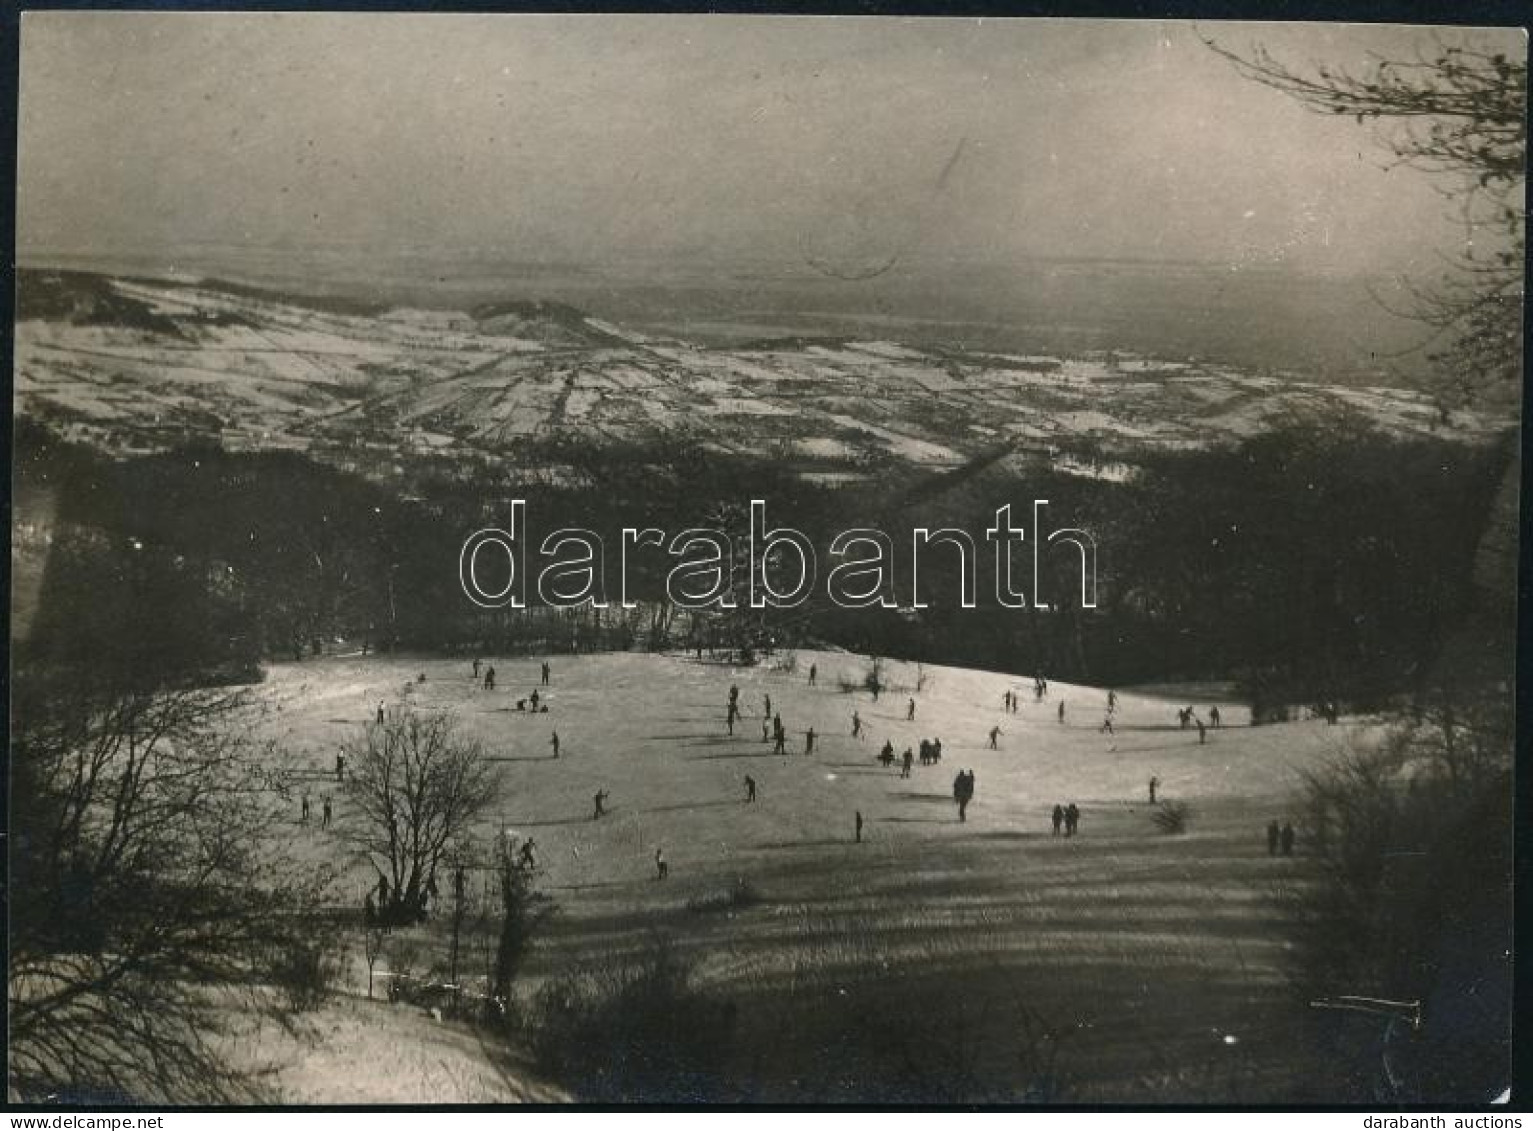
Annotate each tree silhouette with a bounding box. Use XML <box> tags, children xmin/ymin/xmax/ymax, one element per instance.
<box><xmin>342</xmin><ymin>709</ymin><xmax>500</xmax><ymax>925</ymax></box>
<box><xmin>9</xmin><ymin>672</ymin><xmax>328</xmax><ymax>1102</ymax></box>
<box><xmin>1206</xmin><ymin>31</ymin><xmax>1526</xmax><ymax>407</ymax></box>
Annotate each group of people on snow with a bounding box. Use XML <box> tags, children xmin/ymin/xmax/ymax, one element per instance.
<box><xmin>1050</xmin><ymin>802</ymin><xmax>1082</xmax><ymax>836</ymax></box>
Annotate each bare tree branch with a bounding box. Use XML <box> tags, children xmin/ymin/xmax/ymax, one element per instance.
<box><xmin>341</xmin><ymin>708</ymin><xmax>501</xmax><ymax>926</ymax></box>
<box><xmin>1204</xmin><ymin>30</ymin><xmax>1525</xmax><ymax>408</ymax></box>
<box><xmin>10</xmin><ymin>670</ymin><xmax>334</xmax><ymax>1102</ymax></box>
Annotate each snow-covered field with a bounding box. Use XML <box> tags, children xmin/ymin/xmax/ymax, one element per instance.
<box><xmin>218</xmin><ymin>992</ymin><xmax>567</xmax><ymax>1104</ymax></box>
<box><xmin>247</xmin><ymin>648</ymin><xmax>1368</xmax><ymax>1101</ymax></box>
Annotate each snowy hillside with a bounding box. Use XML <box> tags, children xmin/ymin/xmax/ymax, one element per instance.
<box><xmin>15</xmin><ymin>269</ymin><xmax>1508</xmax><ymax>481</ymax></box>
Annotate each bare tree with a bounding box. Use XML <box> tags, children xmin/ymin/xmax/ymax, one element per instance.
<box><xmin>342</xmin><ymin>708</ymin><xmax>501</xmax><ymax>925</ymax></box>
<box><xmin>702</xmin><ymin>500</ymin><xmax>768</xmax><ymax>663</ymax></box>
<box><xmin>1206</xmin><ymin>30</ymin><xmax>1526</xmax><ymax>407</ymax></box>
<box><xmin>363</xmin><ymin>925</ymin><xmax>385</xmax><ymax>1000</ymax></box>
<box><xmin>486</xmin><ymin>835</ymin><xmax>555</xmax><ymax>1025</ymax></box>
<box><xmin>865</xmin><ymin>655</ymin><xmax>886</xmax><ymax>700</ymax></box>
<box><xmin>1286</xmin><ymin>692</ymin><xmax>1512</xmax><ymax>1100</ymax></box>
<box><xmin>9</xmin><ymin>672</ymin><xmax>328</xmax><ymax>1103</ymax></box>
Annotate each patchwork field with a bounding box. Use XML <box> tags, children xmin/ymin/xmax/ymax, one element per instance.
<box><xmin>15</xmin><ymin>270</ymin><xmax>1504</xmax><ymax>487</ymax></box>
<box><xmin>249</xmin><ymin>648</ymin><xmax>1365</xmax><ymax>1102</ymax></box>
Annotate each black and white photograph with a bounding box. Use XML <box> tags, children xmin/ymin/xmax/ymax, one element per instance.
<box><xmin>7</xmin><ymin>11</ymin><xmax>1525</xmax><ymax>1107</ymax></box>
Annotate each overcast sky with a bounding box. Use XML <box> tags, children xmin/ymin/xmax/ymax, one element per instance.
<box><xmin>17</xmin><ymin>15</ymin><xmax>1526</xmax><ymax>284</ymax></box>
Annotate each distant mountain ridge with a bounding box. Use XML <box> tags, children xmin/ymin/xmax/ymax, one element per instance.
<box><xmin>17</xmin><ymin>268</ymin><xmax>194</xmax><ymax>336</ymax></box>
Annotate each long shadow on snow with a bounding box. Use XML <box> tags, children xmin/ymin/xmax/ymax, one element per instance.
<box><xmin>690</xmin><ymin>751</ymin><xmax>809</xmax><ymax>761</ymax></box>
<box><xmin>639</xmin><ymin>799</ymin><xmax>741</xmax><ymax>815</ymax></box>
